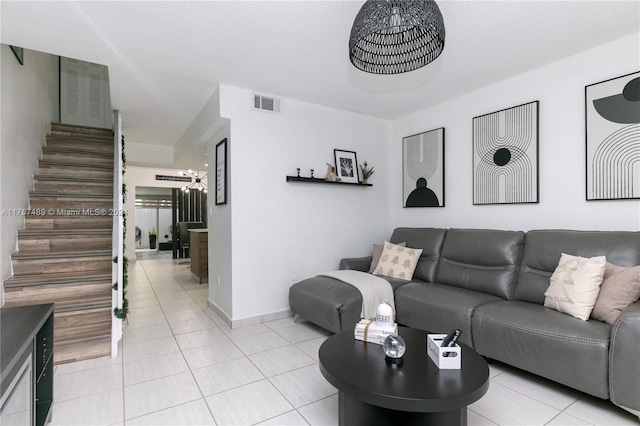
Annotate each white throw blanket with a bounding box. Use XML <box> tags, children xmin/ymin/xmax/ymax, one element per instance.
<box><xmin>319</xmin><ymin>270</ymin><xmax>394</xmax><ymax>320</ymax></box>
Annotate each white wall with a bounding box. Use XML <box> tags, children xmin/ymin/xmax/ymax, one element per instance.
<box><xmin>127</xmin><ymin>142</ymin><xmax>174</xmax><ymax>166</ymax></box>
<box><xmin>391</xmin><ymin>33</ymin><xmax>640</xmax><ymax>232</ymax></box>
<box><xmin>206</xmin><ymin>120</ymin><xmax>232</xmax><ymax>318</ymax></box>
<box><xmin>0</xmin><ymin>46</ymin><xmax>59</xmax><ymax>293</ymax></box>
<box><xmin>218</xmin><ymin>85</ymin><xmax>392</xmax><ymax>320</ymax></box>
<box><xmin>123</xmin><ymin>165</ymin><xmax>207</xmax><ymax>260</ymax></box>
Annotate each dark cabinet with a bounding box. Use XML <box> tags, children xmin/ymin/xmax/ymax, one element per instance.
<box><xmin>190</xmin><ymin>229</ymin><xmax>208</xmax><ymax>283</ymax></box>
<box><xmin>1</xmin><ymin>304</ymin><xmax>54</xmax><ymax>426</ymax></box>
<box><xmin>35</xmin><ymin>313</ymin><xmax>54</xmax><ymax>426</ymax></box>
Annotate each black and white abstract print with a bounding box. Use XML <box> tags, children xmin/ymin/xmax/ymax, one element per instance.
<box><xmin>403</xmin><ymin>128</ymin><xmax>444</xmax><ymax>207</ymax></box>
<box><xmin>586</xmin><ymin>71</ymin><xmax>640</xmax><ymax>201</ymax></box>
<box><xmin>473</xmin><ymin>101</ymin><xmax>539</xmax><ymax>205</ymax></box>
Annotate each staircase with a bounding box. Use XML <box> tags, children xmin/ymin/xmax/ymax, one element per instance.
<box><xmin>3</xmin><ymin>123</ymin><xmax>115</xmax><ymax>364</ymax></box>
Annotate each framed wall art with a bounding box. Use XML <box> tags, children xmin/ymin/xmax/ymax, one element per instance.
<box><xmin>472</xmin><ymin>101</ymin><xmax>539</xmax><ymax>205</ymax></box>
<box><xmin>402</xmin><ymin>128</ymin><xmax>444</xmax><ymax>207</ymax></box>
<box><xmin>215</xmin><ymin>138</ymin><xmax>227</xmax><ymax>205</ymax></box>
<box><xmin>334</xmin><ymin>149</ymin><xmax>359</xmax><ymax>183</ymax></box>
<box><xmin>585</xmin><ymin>71</ymin><xmax>640</xmax><ymax>201</ymax></box>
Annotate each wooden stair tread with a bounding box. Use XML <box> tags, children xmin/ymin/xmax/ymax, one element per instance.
<box><xmin>56</xmin><ymin>333</ymin><xmax>111</xmax><ymax>347</ymax></box>
<box><xmin>42</xmin><ymin>146</ymin><xmax>114</xmax><ymax>157</ymax></box>
<box><xmin>33</xmin><ymin>175</ymin><xmax>114</xmax><ymax>184</ymax></box>
<box><xmin>18</xmin><ymin>229</ymin><xmax>112</xmax><ymax>236</ymax></box>
<box><xmin>3</xmin><ymin>271</ymin><xmax>112</xmax><ymax>287</ymax></box>
<box><xmin>24</xmin><ymin>214</ymin><xmax>114</xmax><ymax>219</ymax></box>
<box><xmin>4</xmin><ymin>292</ymin><xmax>112</xmax><ymax>310</ymax></box>
<box><xmin>24</xmin><ymin>223</ymin><xmax>113</xmax><ymax>231</ymax></box>
<box><xmin>54</xmin><ymin>335</ymin><xmax>111</xmax><ymax>351</ymax></box>
<box><xmin>29</xmin><ymin>192</ymin><xmax>113</xmax><ymax>199</ymax></box>
<box><xmin>51</xmin><ymin>122</ymin><xmax>113</xmax><ymax>133</ymax></box>
<box><xmin>24</xmin><ymin>216</ymin><xmax>114</xmax><ymax>225</ymax></box>
<box><xmin>47</xmin><ymin>134</ymin><xmax>114</xmax><ymax>143</ymax></box>
<box><xmin>38</xmin><ymin>160</ymin><xmax>114</xmax><ymax>170</ymax></box>
<box><xmin>54</xmin><ymin>339</ymin><xmax>111</xmax><ymax>365</ymax></box>
<box><xmin>11</xmin><ymin>249</ymin><xmax>112</xmax><ymax>259</ymax></box>
<box><xmin>55</xmin><ymin>297</ymin><xmax>112</xmax><ymax>312</ymax></box>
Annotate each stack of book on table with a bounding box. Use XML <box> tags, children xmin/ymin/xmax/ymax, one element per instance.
<box><xmin>354</xmin><ymin>319</ymin><xmax>398</xmax><ymax>345</ymax></box>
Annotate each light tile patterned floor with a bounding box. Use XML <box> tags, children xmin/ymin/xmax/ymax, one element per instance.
<box><xmin>49</xmin><ymin>257</ymin><xmax>639</xmax><ymax>425</ymax></box>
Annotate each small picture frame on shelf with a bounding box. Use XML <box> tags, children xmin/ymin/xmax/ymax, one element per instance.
<box><xmin>334</xmin><ymin>149</ymin><xmax>359</xmax><ymax>184</ymax></box>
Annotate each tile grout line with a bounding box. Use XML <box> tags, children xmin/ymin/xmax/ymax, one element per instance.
<box><xmin>147</xmin><ymin>259</ymin><xmax>219</xmax><ymax>425</ymax></box>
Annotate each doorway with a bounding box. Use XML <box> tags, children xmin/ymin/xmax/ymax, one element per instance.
<box><xmin>135</xmin><ymin>187</ymin><xmax>173</xmax><ymax>253</ymax></box>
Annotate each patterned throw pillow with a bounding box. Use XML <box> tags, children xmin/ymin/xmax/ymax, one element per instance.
<box><xmin>373</xmin><ymin>241</ymin><xmax>423</xmax><ymax>280</ymax></box>
<box><xmin>369</xmin><ymin>241</ymin><xmax>406</xmax><ymax>273</ymax></box>
<box><xmin>544</xmin><ymin>253</ymin><xmax>606</xmax><ymax>321</ymax></box>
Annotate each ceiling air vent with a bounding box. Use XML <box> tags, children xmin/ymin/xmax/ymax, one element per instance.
<box><xmin>253</xmin><ymin>93</ymin><xmax>281</xmax><ymax>114</ymax></box>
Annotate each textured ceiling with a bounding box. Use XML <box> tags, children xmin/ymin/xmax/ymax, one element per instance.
<box><xmin>1</xmin><ymin>1</ymin><xmax>639</xmax><ymax>168</ymax></box>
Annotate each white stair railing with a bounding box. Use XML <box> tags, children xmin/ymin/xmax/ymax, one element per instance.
<box><xmin>111</xmin><ymin>110</ymin><xmax>124</xmax><ymax>357</ymax></box>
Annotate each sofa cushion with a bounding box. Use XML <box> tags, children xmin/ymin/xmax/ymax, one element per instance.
<box><xmin>591</xmin><ymin>263</ymin><xmax>640</xmax><ymax>325</ymax></box>
<box><xmin>543</xmin><ymin>253</ymin><xmax>606</xmax><ymax>320</ymax></box>
<box><xmin>373</xmin><ymin>242</ymin><xmax>423</xmax><ymax>280</ymax></box>
<box><xmin>434</xmin><ymin>228</ymin><xmax>525</xmax><ymax>299</ymax></box>
<box><xmin>389</xmin><ymin>228</ymin><xmax>447</xmax><ymax>283</ymax></box>
<box><xmin>288</xmin><ymin>276</ymin><xmax>362</xmax><ymax>333</ymax></box>
<box><xmin>472</xmin><ymin>300</ymin><xmax>611</xmax><ymax>399</ymax></box>
<box><xmin>394</xmin><ymin>281</ymin><xmax>502</xmax><ymax>348</ymax></box>
<box><xmin>514</xmin><ymin>230</ymin><xmax>640</xmax><ymax>305</ymax></box>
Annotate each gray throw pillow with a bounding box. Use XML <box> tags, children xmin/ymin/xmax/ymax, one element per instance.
<box><xmin>591</xmin><ymin>263</ymin><xmax>640</xmax><ymax>325</ymax></box>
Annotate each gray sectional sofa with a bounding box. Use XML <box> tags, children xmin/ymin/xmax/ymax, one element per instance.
<box><xmin>288</xmin><ymin>227</ymin><xmax>640</xmax><ymax>415</ymax></box>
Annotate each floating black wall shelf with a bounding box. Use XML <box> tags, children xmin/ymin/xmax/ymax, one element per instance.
<box><xmin>286</xmin><ymin>176</ymin><xmax>372</xmax><ymax>187</ymax></box>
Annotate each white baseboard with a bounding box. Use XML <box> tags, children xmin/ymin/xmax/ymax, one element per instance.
<box><xmin>206</xmin><ymin>299</ymin><xmax>292</xmax><ymax>329</ymax></box>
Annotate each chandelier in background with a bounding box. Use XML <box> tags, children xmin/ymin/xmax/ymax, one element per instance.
<box><xmin>179</xmin><ymin>169</ymin><xmax>208</xmax><ymax>193</ymax></box>
<box><xmin>349</xmin><ymin>0</ymin><xmax>446</xmax><ymax>75</ymax></box>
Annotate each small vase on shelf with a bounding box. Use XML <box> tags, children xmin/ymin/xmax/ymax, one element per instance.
<box><xmin>359</xmin><ymin>161</ymin><xmax>374</xmax><ymax>185</ymax></box>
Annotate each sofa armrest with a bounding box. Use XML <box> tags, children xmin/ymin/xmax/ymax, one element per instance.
<box><xmin>339</xmin><ymin>256</ymin><xmax>372</xmax><ymax>272</ymax></box>
<box><xmin>609</xmin><ymin>301</ymin><xmax>640</xmax><ymax>412</ymax></box>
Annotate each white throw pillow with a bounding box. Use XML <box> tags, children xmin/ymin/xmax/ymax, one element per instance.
<box><xmin>544</xmin><ymin>253</ymin><xmax>607</xmax><ymax>320</ymax></box>
<box><xmin>373</xmin><ymin>241</ymin><xmax>423</xmax><ymax>280</ymax></box>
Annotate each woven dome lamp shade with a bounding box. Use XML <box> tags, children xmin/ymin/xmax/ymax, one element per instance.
<box><xmin>349</xmin><ymin>0</ymin><xmax>445</xmax><ymax>74</ymax></box>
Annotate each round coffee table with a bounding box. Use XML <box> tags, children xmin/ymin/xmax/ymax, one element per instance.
<box><xmin>319</xmin><ymin>327</ymin><xmax>489</xmax><ymax>426</ymax></box>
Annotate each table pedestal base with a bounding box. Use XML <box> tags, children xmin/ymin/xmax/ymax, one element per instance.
<box><xmin>339</xmin><ymin>391</ymin><xmax>467</xmax><ymax>426</ymax></box>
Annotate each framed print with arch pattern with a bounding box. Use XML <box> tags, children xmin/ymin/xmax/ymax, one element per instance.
<box><xmin>586</xmin><ymin>71</ymin><xmax>640</xmax><ymax>201</ymax></box>
<box><xmin>403</xmin><ymin>128</ymin><xmax>444</xmax><ymax>207</ymax></box>
<box><xmin>472</xmin><ymin>101</ymin><xmax>539</xmax><ymax>205</ymax></box>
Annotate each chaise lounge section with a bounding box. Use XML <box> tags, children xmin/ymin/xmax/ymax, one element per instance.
<box><xmin>288</xmin><ymin>227</ymin><xmax>640</xmax><ymax>416</ymax></box>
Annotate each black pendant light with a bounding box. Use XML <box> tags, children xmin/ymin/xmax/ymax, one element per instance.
<box><xmin>349</xmin><ymin>0</ymin><xmax>446</xmax><ymax>75</ymax></box>
<box><xmin>178</xmin><ymin>169</ymin><xmax>208</xmax><ymax>193</ymax></box>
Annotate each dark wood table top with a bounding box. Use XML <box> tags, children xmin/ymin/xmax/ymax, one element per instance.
<box><xmin>1</xmin><ymin>304</ymin><xmax>54</xmax><ymax>397</ymax></box>
<box><xmin>319</xmin><ymin>326</ymin><xmax>490</xmax><ymax>413</ymax></box>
